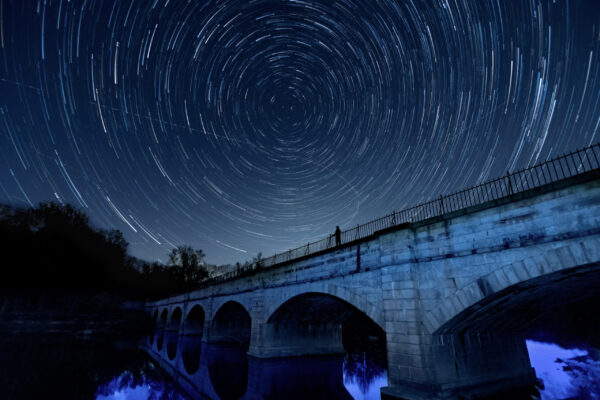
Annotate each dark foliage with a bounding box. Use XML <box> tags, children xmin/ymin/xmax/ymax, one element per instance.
<box><xmin>0</xmin><ymin>202</ymin><xmax>208</xmax><ymax>303</ymax></box>
<box><xmin>167</xmin><ymin>245</ymin><xmax>208</xmax><ymax>289</ymax></box>
<box><xmin>0</xmin><ymin>202</ymin><xmax>131</xmax><ymax>293</ymax></box>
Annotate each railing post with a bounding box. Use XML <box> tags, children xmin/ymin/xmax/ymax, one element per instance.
<box><xmin>506</xmin><ymin>172</ymin><xmax>513</xmax><ymax>195</ymax></box>
<box><xmin>439</xmin><ymin>195</ymin><xmax>444</xmax><ymax>215</ymax></box>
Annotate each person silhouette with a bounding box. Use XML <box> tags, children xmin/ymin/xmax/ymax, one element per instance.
<box><xmin>334</xmin><ymin>225</ymin><xmax>341</xmax><ymax>247</ymax></box>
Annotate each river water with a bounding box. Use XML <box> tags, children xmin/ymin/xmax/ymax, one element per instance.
<box><xmin>0</xmin><ymin>334</ymin><xmax>598</xmax><ymax>399</ymax></box>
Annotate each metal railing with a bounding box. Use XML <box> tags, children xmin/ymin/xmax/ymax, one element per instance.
<box><xmin>204</xmin><ymin>142</ymin><xmax>600</xmax><ymax>286</ymax></box>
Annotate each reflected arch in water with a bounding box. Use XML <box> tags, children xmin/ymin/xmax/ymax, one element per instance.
<box><xmin>246</xmin><ymin>355</ymin><xmax>353</xmax><ymax>400</ymax></box>
<box><xmin>181</xmin><ymin>304</ymin><xmax>205</xmax><ymax>374</ymax></box>
<box><xmin>210</xmin><ymin>301</ymin><xmax>251</xmax><ymax>347</ymax></box>
<box><xmin>149</xmin><ymin>309</ymin><xmax>159</xmax><ymax>345</ymax></box>
<box><xmin>206</xmin><ymin>343</ymin><xmax>248</xmax><ymax>400</ymax></box>
<box><xmin>167</xmin><ymin>307</ymin><xmax>182</xmax><ymax>360</ymax></box>
<box><xmin>156</xmin><ymin>308</ymin><xmax>168</xmax><ymax>351</ymax></box>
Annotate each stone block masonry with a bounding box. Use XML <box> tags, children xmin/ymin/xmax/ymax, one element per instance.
<box><xmin>147</xmin><ymin>173</ymin><xmax>600</xmax><ymax>399</ymax></box>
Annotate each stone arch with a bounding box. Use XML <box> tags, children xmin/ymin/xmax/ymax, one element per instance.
<box><xmin>427</xmin><ymin>240</ymin><xmax>600</xmax><ymax>335</ymax></box>
<box><xmin>183</xmin><ymin>304</ymin><xmax>205</xmax><ymax>335</ymax></box>
<box><xmin>167</xmin><ymin>307</ymin><xmax>183</xmax><ymax>331</ymax></box>
<box><xmin>159</xmin><ymin>308</ymin><xmax>168</xmax><ymax>328</ymax></box>
<box><xmin>267</xmin><ymin>292</ymin><xmax>378</xmax><ymax>326</ymax></box>
<box><xmin>252</xmin><ymin>291</ymin><xmax>386</xmax><ymax>358</ymax></box>
<box><xmin>210</xmin><ymin>301</ymin><xmax>251</xmax><ymax>346</ymax></box>
<box><xmin>264</xmin><ymin>283</ymin><xmax>384</xmax><ymax>330</ymax></box>
<box><xmin>181</xmin><ymin>304</ymin><xmax>205</xmax><ymax>374</ymax></box>
<box><xmin>209</xmin><ymin>296</ymin><xmax>252</xmax><ymax>321</ymax></box>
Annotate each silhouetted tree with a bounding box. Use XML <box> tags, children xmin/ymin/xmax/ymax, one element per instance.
<box><xmin>167</xmin><ymin>245</ymin><xmax>208</xmax><ymax>288</ymax></box>
<box><xmin>0</xmin><ymin>202</ymin><xmax>219</xmax><ymax>305</ymax></box>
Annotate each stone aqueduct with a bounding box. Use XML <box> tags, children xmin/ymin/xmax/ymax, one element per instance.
<box><xmin>146</xmin><ymin>170</ymin><xmax>600</xmax><ymax>399</ymax></box>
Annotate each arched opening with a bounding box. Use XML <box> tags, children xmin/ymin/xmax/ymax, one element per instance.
<box><xmin>264</xmin><ymin>293</ymin><xmax>386</xmax><ymax>355</ymax></box>
<box><xmin>435</xmin><ymin>263</ymin><xmax>600</xmax><ymax>335</ymax></box>
<box><xmin>184</xmin><ymin>305</ymin><xmax>205</xmax><ymax>335</ymax></box>
<box><xmin>431</xmin><ymin>262</ymin><xmax>600</xmax><ymax>399</ymax></box>
<box><xmin>259</xmin><ymin>292</ymin><xmax>387</xmax><ymax>397</ymax></box>
<box><xmin>156</xmin><ymin>308</ymin><xmax>168</xmax><ymax>351</ymax></box>
<box><xmin>167</xmin><ymin>307</ymin><xmax>182</xmax><ymax>331</ymax></box>
<box><xmin>210</xmin><ymin>301</ymin><xmax>251</xmax><ymax>347</ymax></box>
<box><xmin>149</xmin><ymin>309</ymin><xmax>159</xmax><ymax>345</ymax></box>
<box><xmin>167</xmin><ymin>307</ymin><xmax>182</xmax><ymax>360</ymax></box>
<box><xmin>181</xmin><ymin>305</ymin><xmax>205</xmax><ymax>374</ymax></box>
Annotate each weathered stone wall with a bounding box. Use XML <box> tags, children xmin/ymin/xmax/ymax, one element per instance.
<box><xmin>146</xmin><ymin>175</ymin><xmax>600</xmax><ymax>399</ymax></box>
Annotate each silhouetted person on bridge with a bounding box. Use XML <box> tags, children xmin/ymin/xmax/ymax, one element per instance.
<box><xmin>334</xmin><ymin>226</ymin><xmax>341</xmax><ymax>247</ymax></box>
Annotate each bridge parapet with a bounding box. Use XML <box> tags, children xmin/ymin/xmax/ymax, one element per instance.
<box><xmin>146</xmin><ymin>148</ymin><xmax>600</xmax><ymax>399</ymax></box>
<box><xmin>197</xmin><ymin>143</ymin><xmax>600</xmax><ymax>288</ymax></box>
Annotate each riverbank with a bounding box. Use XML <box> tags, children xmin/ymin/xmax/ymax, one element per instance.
<box><xmin>0</xmin><ymin>292</ymin><xmax>151</xmax><ymax>336</ymax></box>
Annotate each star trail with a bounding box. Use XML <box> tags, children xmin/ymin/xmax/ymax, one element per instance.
<box><xmin>0</xmin><ymin>0</ymin><xmax>599</xmax><ymax>265</ymax></box>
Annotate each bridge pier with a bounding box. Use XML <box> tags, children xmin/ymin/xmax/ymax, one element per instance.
<box><xmin>381</xmin><ymin>331</ymin><xmax>536</xmax><ymax>399</ymax></box>
<box><xmin>247</xmin><ymin>321</ymin><xmax>344</xmax><ymax>358</ymax></box>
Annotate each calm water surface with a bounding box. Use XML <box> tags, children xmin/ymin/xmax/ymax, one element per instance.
<box><xmin>0</xmin><ymin>335</ymin><xmax>598</xmax><ymax>399</ymax></box>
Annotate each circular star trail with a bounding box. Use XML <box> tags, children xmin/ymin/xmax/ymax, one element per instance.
<box><xmin>0</xmin><ymin>0</ymin><xmax>599</xmax><ymax>264</ymax></box>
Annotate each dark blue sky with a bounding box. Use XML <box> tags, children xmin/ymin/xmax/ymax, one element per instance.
<box><xmin>0</xmin><ymin>0</ymin><xmax>599</xmax><ymax>265</ymax></box>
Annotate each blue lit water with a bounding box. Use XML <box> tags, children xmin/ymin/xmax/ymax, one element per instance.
<box><xmin>0</xmin><ymin>335</ymin><xmax>598</xmax><ymax>399</ymax></box>
<box><xmin>90</xmin><ymin>340</ymin><xmax>600</xmax><ymax>400</ymax></box>
<box><xmin>526</xmin><ymin>340</ymin><xmax>600</xmax><ymax>400</ymax></box>
<box><xmin>95</xmin><ymin>371</ymin><xmax>186</xmax><ymax>400</ymax></box>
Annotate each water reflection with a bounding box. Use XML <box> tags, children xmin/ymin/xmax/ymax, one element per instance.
<box><xmin>207</xmin><ymin>344</ymin><xmax>249</xmax><ymax>399</ymax></box>
<box><xmin>0</xmin><ymin>335</ymin><xmax>187</xmax><ymax>400</ymax></box>
<box><xmin>95</xmin><ymin>369</ymin><xmax>186</xmax><ymax>400</ymax></box>
<box><xmin>166</xmin><ymin>330</ymin><xmax>179</xmax><ymax>360</ymax></box>
<box><xmin>248</xmin><ymin>355</ymin><xmax>352</xmax><ymax>399</ymax></box>
<box><xmin>181</xmin><ymin>335</ymin><xmax>203</xmax><ymax>374</ymax></box>
<box><xmin>343</xmin><ymin>352</ymin><xmax>387</xmax><ymax>400</ymax></box>
<box><xmin>143</xmin><ymin>334</ymin><xmax>388</xmax><ymax>400</ymax></box>
<box><xmin>142</xmin><ymin>333</ymin><xmax>600</xmax><ymax>400</ymax></box>
<box><xmin>6</xmin><ymin>331</ymin><xmax>598</xmax><ymax>399</ymax></box>
<box><xmin>526</xmin><ymin>340</ymin><xmax>600</xmax><ymax>400</ymax></box>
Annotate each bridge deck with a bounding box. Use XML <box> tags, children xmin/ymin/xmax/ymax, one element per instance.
<box><xmin>203</xmin><ymin>143</ymin><xmax>600</xmax><ymax>287</ymax></box>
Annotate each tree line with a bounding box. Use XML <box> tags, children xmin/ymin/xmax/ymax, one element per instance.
<box><xmin>0</xmin><ymin>202</ymin><xmax>211</xmax><ymax>301</ymax></box>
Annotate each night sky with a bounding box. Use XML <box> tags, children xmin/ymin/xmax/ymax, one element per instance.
<box><xmin>0</xmin><ymin>0</ymin><xmax>599</xmax><ymax>265</ymax></box>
